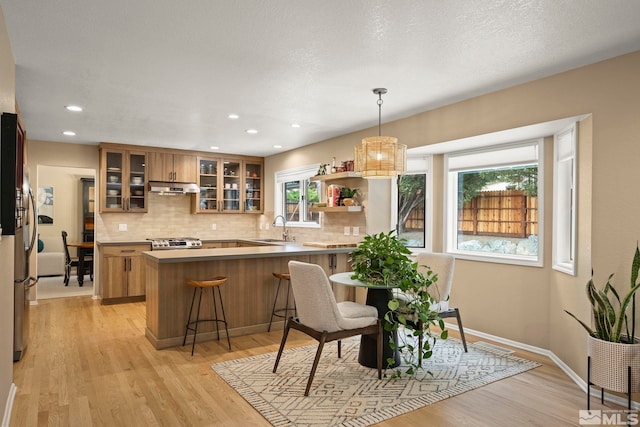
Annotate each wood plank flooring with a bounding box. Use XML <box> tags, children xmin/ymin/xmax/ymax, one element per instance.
<box><xmin>10</xmin><ymin>296</ymin><xmax>618</xmax><ymax>426</ymax></box>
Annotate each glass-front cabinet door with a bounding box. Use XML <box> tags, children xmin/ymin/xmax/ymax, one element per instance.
<box><xmin>127</xmin><ymin>152</ymin><xmax>147</xmax><ymax>212</ymax></box>
<box><xmin>101</xmin><ymin>148</ymin><xmax>147</xmax><ymax>213</ymax></box>
<box><xmin>244</xmin><ymin>161</ymin><xmax>263</xmax><ymax>213</ymax></box>
<box><xmin>222</xmin><ymin>160</ymin><xmax>241</xmax><ymax>213</ymax></box>
<box><xmin>104</xmin><ymin>150</ymin><xmax>124</xmax><ymax>211</ymax></box>
<box><xmin>195</xmin><ymin>157</ymin><xmax>220</xmax><ymax>212</ymax></box>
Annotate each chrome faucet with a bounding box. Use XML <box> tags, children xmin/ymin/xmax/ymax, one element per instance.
<box><xmin>272</xmin><ymin>215</ymin><xmax>289</xmax><ymax>241</ymax></box>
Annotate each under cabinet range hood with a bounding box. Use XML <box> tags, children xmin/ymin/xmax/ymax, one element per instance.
<box><xmin>148</xmin><ymin>181</ymin><xmax>199</xmax><ymax>195</ymax></box>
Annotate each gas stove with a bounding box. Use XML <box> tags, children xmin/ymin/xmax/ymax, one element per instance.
<box><xmin>148</xmin><ymin>237</ymin><xmax>202</xmax><ymax>250</ymax></box>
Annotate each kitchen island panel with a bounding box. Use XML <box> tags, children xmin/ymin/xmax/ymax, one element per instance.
<box><xmin>145</xmin><ymin>252</ymin><xmax>350</xmax><ymax>349</ymax></box>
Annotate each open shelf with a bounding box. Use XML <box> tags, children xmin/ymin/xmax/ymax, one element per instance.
<box><xmin>311</xmin><ymin>172</ymin><xmax>361</xmax><ymax>182</ymax></box>
<box><xmin>310</xmin><ymin>205</ymin><xmax>363</xmax><ymax>213</ymax></box>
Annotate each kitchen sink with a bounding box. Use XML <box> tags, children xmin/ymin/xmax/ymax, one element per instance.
<box><xmin>254</xmin><ymin>238</ymin><xmax>286</xmax><ymax>243</ymax></box>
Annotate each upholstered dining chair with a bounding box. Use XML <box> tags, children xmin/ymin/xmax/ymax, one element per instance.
<box><xmin>396</xmin><ymin>252</ymin><xmax>467</xmax><ymax>363</ymax></box>
<box><xmin>273</xmin><ymin>260</ymin><xmax>382</xmax><ymax>396</ymax></box>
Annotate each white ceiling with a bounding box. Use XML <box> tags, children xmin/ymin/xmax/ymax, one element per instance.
<box><xmin>2</xmin><ymin>1</ymin><xmax>640</xmax><ymax>157</ymax></box>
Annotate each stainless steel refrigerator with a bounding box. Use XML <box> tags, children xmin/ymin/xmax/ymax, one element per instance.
<box><xmin>1</xmin><ymin>112</ymin><xmax>37</xmax><ymax>362</ymax></box>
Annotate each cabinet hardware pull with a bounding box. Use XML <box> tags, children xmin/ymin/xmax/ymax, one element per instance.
<box><xmin>120</xmin><ymin>249</ymin><xmax>135</xmax><ymax>253</ymax></box>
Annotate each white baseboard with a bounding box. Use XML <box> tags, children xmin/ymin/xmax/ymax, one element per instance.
<box><xmin>2</xmin><ymin>383</ymin><xmax>16</xmax><ymax>427</ymax></box>
<box><xmin>444</xmin><ymin>321</ymin><xmax>640</xmax><ymax>411</ymax></box>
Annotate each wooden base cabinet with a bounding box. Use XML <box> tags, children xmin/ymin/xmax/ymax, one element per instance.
<box><xmin>145</xmin><ymin>252</ymin><xmax>352</xmax><ymax>349</ymax></box>
<box><xmin>100</xmin><ymin>244</ymin><xmax>149</xmax><ymax>302</ymax></box>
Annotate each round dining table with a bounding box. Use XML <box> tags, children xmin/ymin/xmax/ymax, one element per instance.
<box><xmin>329</xmin><ymin>272</ymin><xmax>401</xmax><ymax>369</ymax></box>
<box><xmin>65</xmin><ymin>241</ymin><xmax>94</xmax><ymax>286</ymax></box>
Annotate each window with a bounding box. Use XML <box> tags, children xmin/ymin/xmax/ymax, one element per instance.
<box><xmin>444</xmin><ymin>140</ymin><xmax>543</xmax><ymax>266</ymax></box>
<box><xmin>394</xmin><ymin>157</ymin><xmax>432</xmax><ymax>249</ymax></box>
<box><xmin>553</xmin><ymin>123</ymin><xmax>577</xmax><ymax>275</ymax></box>
<box><xmin>274</xmin><ymin>164</ymin><xmax>321</xmax><ymax>227</ymax></box>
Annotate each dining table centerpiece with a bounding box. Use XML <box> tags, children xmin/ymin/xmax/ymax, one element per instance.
<box><xmin>350</xmin><ymin>231</ymin><xmax>446</xmax><ymax>376</ymax></box>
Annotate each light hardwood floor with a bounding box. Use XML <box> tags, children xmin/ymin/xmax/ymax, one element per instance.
<box><xmin>10</xmin><ymin>297</ymin><xmax>617</xmax><ymax>426</ymax></box>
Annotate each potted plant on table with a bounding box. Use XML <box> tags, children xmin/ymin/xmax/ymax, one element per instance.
<box><xmin>565</xmin><ymin>244</ymin><xmax>640</xmax><ymax>399</ymax></box>
<box><xmin>350</xmin><ymin>230</ymin><xmax>446</xmax><ymax>376</ymax></box>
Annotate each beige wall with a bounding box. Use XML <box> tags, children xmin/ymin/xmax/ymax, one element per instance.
<box><xmin>0</xmin><ymin>4</ymin><xmax>15</xmax><ymax>423</ymax></box>
<box><xmin>266</xmin><ymin>51</ymin><xmax>640</xmax><ymax>381</ymax></box>
<box><xmin>36</xmin><ymin>165</ymin><xmax>95</xmax><ymax>242</ymax></box>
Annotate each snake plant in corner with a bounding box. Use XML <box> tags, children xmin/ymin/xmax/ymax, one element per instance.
<box><xmin>564</xmin><ymin>243</ymin><xmax>640</xmax><ymax>394</ymax></box>
<box><xmin>350</xmin><ymin>231</ymin><xmax>446</xmax><ymax>377</ymax></box>
<box><xmin>565</xmin><ymin>244</ymin><xmax>640</xmax><ymax>343</ymax></box>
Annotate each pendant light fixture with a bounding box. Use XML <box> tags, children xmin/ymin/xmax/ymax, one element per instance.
<box><xmin>354</xmin><ymin>88</ymin><xmax>406</xmax><ymax>178</ymax></box>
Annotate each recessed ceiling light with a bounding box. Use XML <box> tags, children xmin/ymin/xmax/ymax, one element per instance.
<box><xmin>246</xmin><ymin>129</ymin><xmax>258</xmax><ymax>134</ymax></box>
<box><xmin>228</xmin><ymin>114</ymin><xmax>239</xmax><ymax>119</ymax></box>
<box><xmin>291</xmin><ymin>123</ymin><xmax>300</xmax><ymax>128</ymax></box>
<box><xmin>65</xmin><ymin>105</ymin><xmax>83</xmax><ymax>112</ymax></box>
<box><xmin>273</xmin><ymin>145</ymin><xmax>282</xmax><ymax>149</ymax></box>
<box><xmin>210</xmin><ymin>146</ymin><xmax>219</xmax><ymax>150</ymax></box>
<box><xmin>63</xmin><ymin>131</ymin><xmax>76</xmax><ymax>136</ymax></box>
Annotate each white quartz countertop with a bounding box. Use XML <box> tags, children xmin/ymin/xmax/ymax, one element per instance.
<box><xmin>141</xmin><ymin>242</ymin><xmax>355</xmax><ymax>264</ymax></box>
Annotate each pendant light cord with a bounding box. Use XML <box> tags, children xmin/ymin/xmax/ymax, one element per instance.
<box><xmin>377</xmin><ymin>94</ymin><xmax>383</xmax><ymax>136</ymax></box>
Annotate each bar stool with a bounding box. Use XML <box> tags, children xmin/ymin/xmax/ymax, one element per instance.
<box><xmin>183</xmin><ymin>276</ymin><xmax>231</xmax><ymax>355</ymax></box>
<box><xmin>268</xmin><ymin>272</ymin><xmax>296</xmax><ymax>332</ymax></box>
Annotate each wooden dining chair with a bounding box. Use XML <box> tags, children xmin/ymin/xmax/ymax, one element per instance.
<box><xmin>61</xmin><ymin>231</ymin><xmax>93</xmax><ymax>286</ymax></box>
<box><xmin>273</xmin><ymin>260</ymin><xmax>382</xmax><ymax>396</ymax></box>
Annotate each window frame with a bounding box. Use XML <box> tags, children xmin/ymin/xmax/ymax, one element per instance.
<box><xmin>391</xmin><ymin>156</ymin><xmax>433</xmax><ymax>251</ymax></box>
<box><xmin>552</xmin><ymin>123</ymin><xmax>577</xmax><ymax>275</ymax></box>
<box><xmin>443</xmin><ymin>139</ymin><xmax>544</xmax><ymax>267</ymax></box>
<box><xmin>274</xmin><ymin>164</ymin><xmax>321</xmax><ymax>228</ymax></box>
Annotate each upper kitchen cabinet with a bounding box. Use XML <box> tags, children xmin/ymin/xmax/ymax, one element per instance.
<box><xmin>148</xmin><ymin>150</ymin><xmax>197</xmax><ymax>183</ymax></box>
<box><xmin>100</xmin><ymin>147</ymin><xmax>148</xmax><ymax>213</ymax></box>
<box><xmin>192</xmin><ymin>156</ymin><xmax>263</xmax><ymax>214</ymax></box>
<box><xmin>244</xmin><ymin>160</ymin><xmax>263</xmax><ymax>213</ymax></box>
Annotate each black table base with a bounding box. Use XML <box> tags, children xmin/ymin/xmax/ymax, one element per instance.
<box><xmin>358</xmin><ymin>288</ymin><xmax>401</xmax><ymax>369</ymax></box>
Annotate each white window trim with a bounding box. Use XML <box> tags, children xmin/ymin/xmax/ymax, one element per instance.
<box><xmin>443</xmin><ymin>139</ymin><xmax>544</xmax><ymax>267</ymax></box>
<box><xmin>391</xmin><ymin>156</ymin><xmax>433</xmax><ymax>251</ymax></box>
<box><xmin>552</xmin><ymin>123</ymin><xmax>577</xmax><ymax>275</ymax></box>
<box><xmin>274</xmin><ymin>163</ymin><xmax>321</xmax><ymax>228</ymax></box>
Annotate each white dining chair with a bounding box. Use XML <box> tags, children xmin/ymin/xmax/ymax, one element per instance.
<box><xmin>396</xmin><ymin>252</ymin><xmax>467</xmax><ymax>363</ymax></box>
<box><xmin>273</xmin><ymin>260</ymin><xmax>382</xmax><ymax>396</ymax></box>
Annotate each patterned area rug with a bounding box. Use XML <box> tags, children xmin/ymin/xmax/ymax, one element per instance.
<box><xmin>211</xmin><ymin>337</ymin><xmax>539</xmax><ymax>426</ymax></box>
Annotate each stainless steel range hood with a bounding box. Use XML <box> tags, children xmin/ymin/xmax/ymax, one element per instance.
<box><xmin>149</xmin><ymin>181</ymin><xmax>199</xmax><ymax>195</ymax></box>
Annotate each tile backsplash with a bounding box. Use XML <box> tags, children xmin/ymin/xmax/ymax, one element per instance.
<box><xmin>97</xmin><ymin>194</ymin><xmax>366</xmax><ymax>243</ymax></box>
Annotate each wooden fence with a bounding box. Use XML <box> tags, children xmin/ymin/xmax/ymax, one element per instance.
<box><xmin>458</xmin><ymin>190</ymin><xmax>538</xmax><ymax>237</ymax></box>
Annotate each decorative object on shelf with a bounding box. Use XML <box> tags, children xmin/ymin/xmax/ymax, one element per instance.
<box><xmin>350</xmin><ymin>231</ymin><xmax>445</xmax><ymax>376</ymax></box>
<box><xmin>565</xmin><ymin>244</ymin><xmax>640</xmax><ymax>409</ymax></box>
<box><xmin>340</xmin><ymin>187</ymin><xmax>358</xmax><ymax>206</ymax></box>
<box><xmin>354</xmin><ymin>88</ymin><xmax>407</xmax><ymax>179</ymax></box>
<box><xmin>331</xmin><ymin>156</ymin><xmax>337</xmax><ymax>174</ymax></box>
<box><xmin>327</xmin><ymin>184</ymin><xmax>342</xmax><ymax>207</ymax></box>
<box><xmin>316</xmin><ymin>164</ymin><xmax>328</xmax><ymax>175</ymax></box>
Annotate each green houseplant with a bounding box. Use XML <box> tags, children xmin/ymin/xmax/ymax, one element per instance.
<box><xmin>565</xmin><ymin>244</ymin><xmax>640</xmax><ymax>394</ymax></box>
<box><xmin>340</xmin><ymin>187</ymin><xmax>358</xmax><ymax>206</ymax></box>
<box><xmin>350</xmin><ymin>231</ymin><xmax>446</xmax><ymax>376</ymax></box>
<box><xmin>565</xmin><ymin>245</ymin><xmax>640</xmax><ymax>343</ymax></box>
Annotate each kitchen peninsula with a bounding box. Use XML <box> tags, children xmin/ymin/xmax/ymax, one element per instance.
<box><xmin>142</xmin><ymin>241</ymin><xmax>356</xmax><ymax>349</ymax></box>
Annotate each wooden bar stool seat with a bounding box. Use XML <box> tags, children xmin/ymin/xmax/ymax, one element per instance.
<box><xmin>183</xmin><ymin>276</ymin><xmax>231</xmax><ymax>355</ymax></box>
<box><xmin>268</xmin><ymin>272</ymin><xmax>296</xmax><ymax>332</ymax></box>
